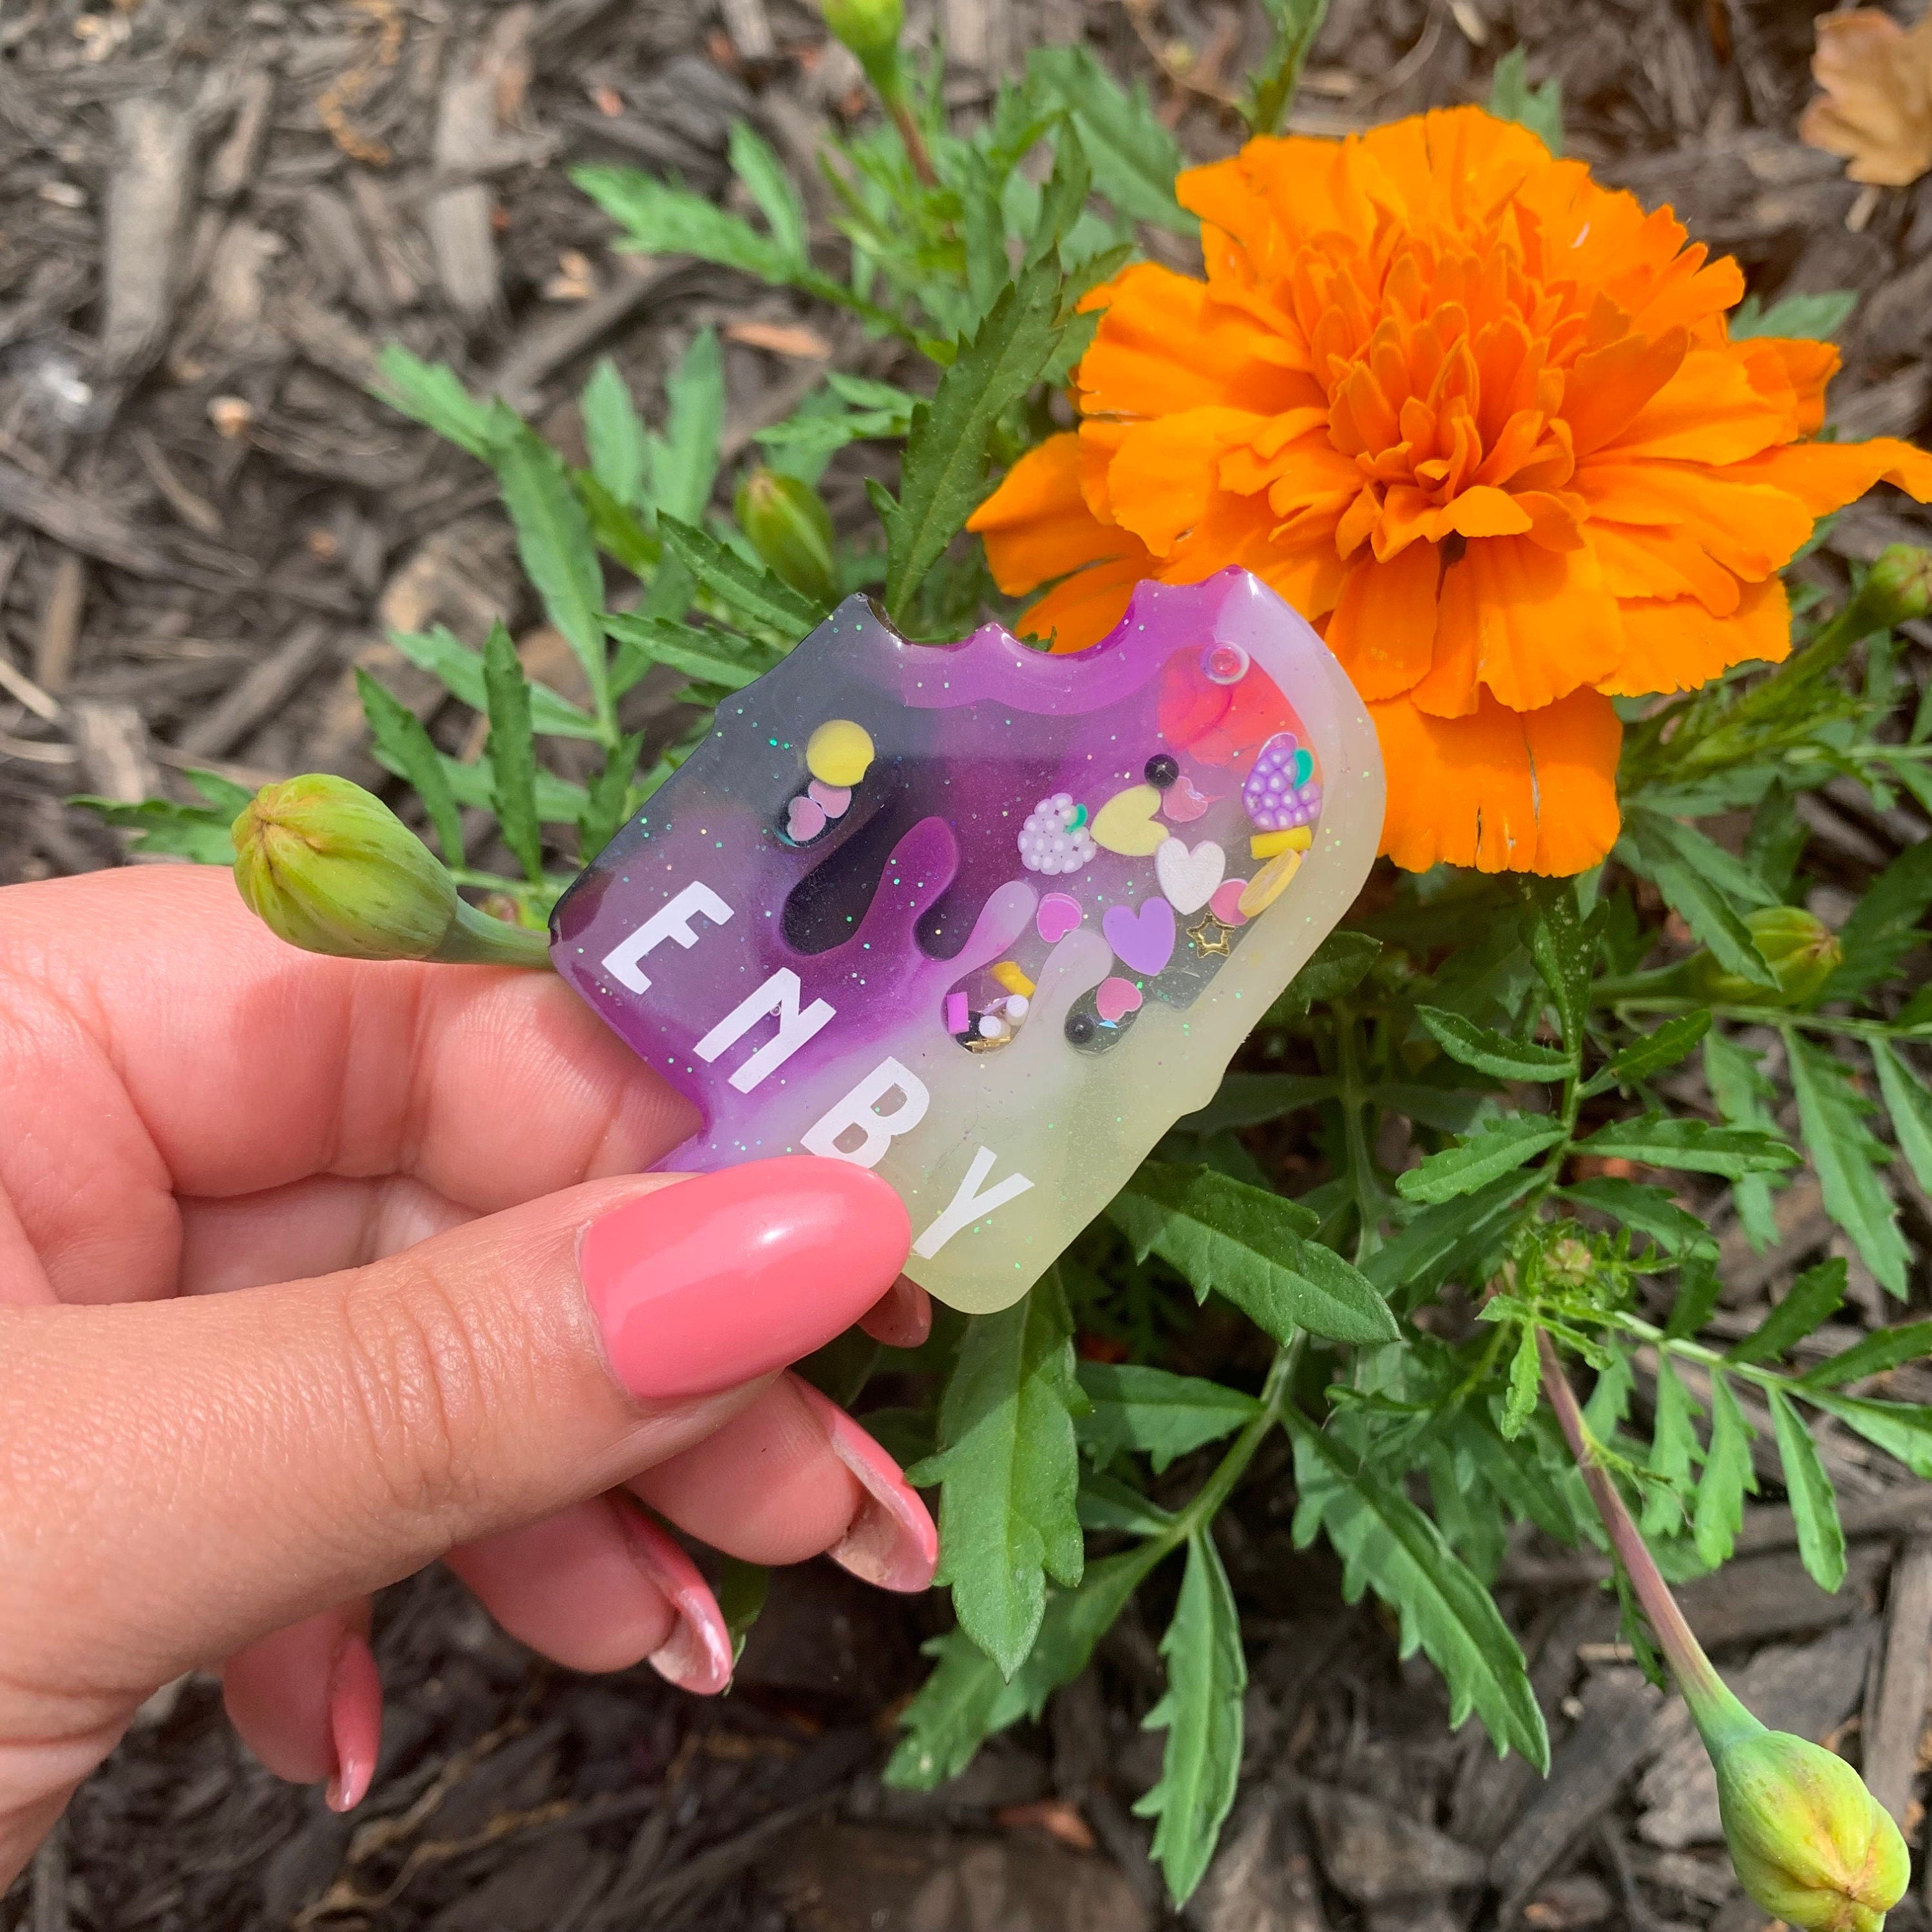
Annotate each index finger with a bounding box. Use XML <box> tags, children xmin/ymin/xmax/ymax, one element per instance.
<box><xmin>0</xmin><ymin>865</ymin><xmax>694</xmax><ymax>1211</ymax></box>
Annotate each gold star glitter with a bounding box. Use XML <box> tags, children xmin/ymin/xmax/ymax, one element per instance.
<box><xmin>1188</xmin><ymin>914</ymin><xmax>1231</xmax><ymax>957</ymax></box>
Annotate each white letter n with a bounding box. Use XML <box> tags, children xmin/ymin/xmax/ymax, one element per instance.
<box><xmin>695</xmin><ymin>969</ymin><xmax>836</xmax><ymax>1093</ymax></box>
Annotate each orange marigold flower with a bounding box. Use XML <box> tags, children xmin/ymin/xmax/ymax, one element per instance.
<box><xmin>968</xmin><ymin>106</ymin><xmax>1932</xmax><ymax>876</ymax></box>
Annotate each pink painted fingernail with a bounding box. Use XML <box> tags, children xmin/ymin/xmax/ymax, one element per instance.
<box><xmin>858</xmin><ymin>1275</ymin><xmax>933</xmax><ymax>1350</ymax></box>
<box><xmin>622</xmin><ymin>1510</ymin><xmax>734</xmax><ymax>1695</ymax></box>
<box><xmin>581</xmin><ymin>1159</ymin><xmax>912</xmax><ymax>1401</ymax></box>
<box><xmin>791</xmin><ymin>1377</ymin><xmax>939</xmax><ymax>1594</ymax></box>
<box><xmin>325</xmin><ymin>1633</ymin><xmax>382</xmax><ymax>1813</ymax></box>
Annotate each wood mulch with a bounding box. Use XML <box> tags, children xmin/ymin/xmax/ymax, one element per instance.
<box><xmin>3</xmin><ymin>1</ymin><xmax>1930</xmax><ymax>1928</ymax></box>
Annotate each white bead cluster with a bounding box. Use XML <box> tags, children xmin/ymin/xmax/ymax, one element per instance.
<box><xmin>1018</xmin><ymin>793</ymin><xmax>1096</xmax><ymax>876</ymax></box>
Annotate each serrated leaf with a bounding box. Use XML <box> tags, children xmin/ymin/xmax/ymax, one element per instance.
<box><xmin>573</xmin><ymin>164</ymin><xmax>800</xmax><ymax>284</ymax></box>
<box><xmin>1665</xmin><ymin>1253</ymin><xmax>1723</xmax><ymax>1341</ymax></box>
<box><xmin>1703</xmin><ymin>1031</ymin><xmax>1783</xmax><ymax>1246</ymax></box>
<box><xmin>1823</xmin><ymin>841</ymin><xmax>1932</xmax><ymax>1000</ymax></box>
<box><xmin>387</xmin><ymin>625</ymin><xmax>601</xmax><ymax>739</ymax></box>
<box><xmin>1109</xmin><ymin>1162</ymin><xmax>1398</xmax><ymax>1345</ymax></box>
<box><xmin>67</xmin><ymin>791</ymin><xmax>240</xmax><ymax>863</ymax></box>
<box><xmin>1785</xmin><ymin>1032</ymin><xmax>1909</xmax><ymax>1296</ymax></box>
<box><xmin>885</xmin><ymin>1543</ymin><xmax>1165</xmax><ymax>1789</ymax></box>
<box><xmin>1502</xmin><ymin>1322</ymin><xmax>1541</xmax><ymax>1439</ymax></box>
<box><xmin>1078</xmin><ymin>1472</ymin><xmax>1176</xmax><ymax>1536</ymax></box>
<box><xmin>1245</xmin><ymin>0</ymin><xmax>1333</xmax><ymax>138</ymax></box>
<box><xmin>356</xmin><ymin>669</ymin><xmax>463</xmax><ymax>862</ymax></box>
<box><xmin>1027</xmin><ymin>124</ymin><xmax>1092</xmax><ymax>267</ymax></box>
<box><xmin>1397</xmin><ymin>1117</ymin><xmax>1566</xmax><ymax>1205</ymax></box>
<box><xmin>1767</xmin><ymin>1388</ymin><xmax>1846</xmax><ymax>1591</ymax></box>
<box><xmin>1872</xmin><ymin>1040</ymin><xmax>1932</xmax><ymax>1193</ymax></box>
<box><xmin>1135</xmin><ymin>1531</ymin><xmax>1245</xmax><ymax>1904</ymax></box>
<box><xmin>1602</xmin><ymin>1012</ymin><xmax>1712</xmax><ymax>1088</ymax></box>
<box><xmin>884</xmin><ymin>260</ymin><xmax>1063</xmax><ymax>625</ymax></box>
<box><xmin>913</xmin><ymin>1274</ymin><xmax>1086</xmax><ymax>1678</ymax></box>
<box><xmin>1730</xmin><ymin>289</ymin><xmax>1858</xmax><ymax>341</ymax></box>
<box><xmin>1641</xmin><ymin>1358</ymin><xmax>1700</xmax><ymax>1537</ymax></box>
<box><xmin>579</xmin><ymin>729</ymin><xmax>644</xmax><ymax>864</ymax></box>
<box><xmin>372</xmin><ymin>345</ymin><xmax>510</xmax><ymax>460</ymax></box>
<box><xmin>1558</xmin><ymin>1178</ymin><xmax>1716</xmax><ymax>1259</ymax></box>
<box><xmin>1804</xmin><ymin>1392</ymin><xmax>1932</xmax><ymax>1479</ymax></box>
<box><xmin>1264</xmin><ymin>930</ymin><xmax>1382</xmax><ymax>1021</ymax></box>
<box><xmin>727</xmin><ymin>122</ymin><xmax>806</xmax><ymax>265</ymax></box>
<box><xmin>1027</xmin><ymin>44</ymin><xmax>1195</xmax><ymax>231</ymax></box>
<box><xmin>1692</xmin><ymin>1368</ymin><xmax>1757</xmax><ymax>1566</ymax></box>
<box><xmin>604</xmin><ymin>612</ymin><xmax>778</xmax><ymax>691</ymax></box>
<box><xmin>1363</xmin><ymin>1167</ymin><xmax>1543</xmax><ymax>1310</ymax></box>
<box><xmin>649</xmin><ymin>327</ymin><xmax>725</xmax><ymax>525</ymax></box>
<box><xmin>1797</xmin><ymin>1319</ymin><xmax>1932</xmax><ymax>1390</ymax></box>
<box><xmin>1176</xmin><ymin>1072</ymin><xmax>1340</xmax><ymax>1137</ymax></box>
<box><xmin>657</xmin><ymin>513</ymin><xmax>826</xmax><ymax>638</ymax></box>
<box><xmin>408</xmin><ymin>744</ymin><xmax>587</xmax><ymax>825</ymax></box>
<box><xmin>1623</xmin><ymin>810</ymin><xmax>1779</xmax><ymax>987</ymax></box>
<box><xmin>1075</xmin><ymin>1363</ymin><xmax>1260</xmax><ymax>1474</ymax></box>
<box><xmin>1417</xmin><ymin>1005</ymin><xmax>1574</xmax><ymax>1082</ymax></box>
<box><xmin>494</xmin><ymin>428</ymin><xmax>611</xmax><ymax>726</ymax></box>
<box><xmin>1524</xmin><ymin>881</ymin><xmax>1602</xmax><ymax>1054</ymax></box>
<box><xmin>1286</xmin><ymin>1416</ymin><xmax>1548</xmax><ymax>1768</ymax></box>
<box><xmin>482</xmin><ymin>623</ymin><xmax>544</xmax><ymax>882</ymax></box>
<box><xmin>1488</xmin><ymin>44</ymin><xmax>1564</xmax><ymax>154</ymax></box>
<box><xmin>580</xmin><ymin>357</ymin><xmax>648</xmax><ymax>512</ymax></box>
<box><xmin>1730</xmin><ymin>1259</ymin><xmax>1846</xmax><ymax>1365</ymax></box>
<box><xmin>1572</xmin><ymin>1113</ymin><xmax>1797</xmax><ymax>1178</ymax></box>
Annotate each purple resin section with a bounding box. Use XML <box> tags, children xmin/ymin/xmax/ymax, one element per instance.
<box><xmin>548</xmin><ymin>568</ymin><xmax>1366</xmax><ymax>1309</ymax></box>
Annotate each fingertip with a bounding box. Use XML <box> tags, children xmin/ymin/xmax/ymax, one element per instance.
<box><xmin>619</xmin><ymin>1510</ymin><xmax>735</xmax><ymax>1696</ymax></box>
<box><xmin>790</xmin><ymin>1378</ymin><xmax>938</xmax><ymax>1594</ymax></box>
<box><xmin>858</xmin><ymin>1274</ymin><xmax>933</xmax><ymax>1350</ymax></box>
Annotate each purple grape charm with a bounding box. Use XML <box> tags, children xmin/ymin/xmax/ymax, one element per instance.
<box><xmin>1242</xmin><ymin>731</ymin><xmax>1322</xmax><ymax>832</ymax></box>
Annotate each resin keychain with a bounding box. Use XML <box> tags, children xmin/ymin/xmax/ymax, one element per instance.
<box><xmin>551</xmin><ymin>567</ymin><xmax>1385</xmax><ymax>1313</ymax></box>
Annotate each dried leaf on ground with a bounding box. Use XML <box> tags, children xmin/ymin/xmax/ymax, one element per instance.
<box><xmin>1798</xmin><ymin>8</ymin><xmax>1932</xmax><ymax>188</ymax></box>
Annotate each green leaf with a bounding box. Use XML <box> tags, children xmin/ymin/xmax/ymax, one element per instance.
<box><xmin>494</xmin><ymin>428</ymin><xmax>610</xmax><ymax>726</ymax></box>
<box><xmin>1487</xmin><ymin>45</ymin><xmax>1564</xmax><ymax>154</ymax></box>
<box><xmin>1417</xmin><ymin>1005</ymin><xmax>1574</xmax><ymax>1082</ymax></box>
<box><xmin>883</xmin><ymin>260</ymin><xmax>1063</xmax><ymax>626</ymax></box>
<box><xmin>1558</xmin><ymin>1178</ymin><xmax>1716</xmax><ymax>1259</ymax></box>
<box><xmin>1826</xmin><ymin>842</ymin><xmax>1932</xmax><ymax>999</ymax></box>
<box><xmin>1623</xmin><ymin>809</ymin><xmax>1779</xmax><ymax>987</ymax></box>
<box><xmin>1175</xmin><ymin>1072</ymin><xmax>1340</xmax><ymax>1137</ymax></box>
<box><xmin>1730</xmin><ymin>290</ymin><xmax>1858</xmax><ymax>341</ymax></box>
<box><xmin>657</xmin><ymin>513</ymin><xmax>827</xmax><ymax>639</ymax></box>
<box><xmin>1703</xmin><ymin>1032</ymin><xmax>1783</xmax><ymax>1246</ymax></box>
<box><xmin>1730</xmin><ymin>1259</ymin><xmax>1846</xmax><ymax>1365</ymax></box>
<box><xmin>1785</xmin><ymin>1032</ymin><xmax>1909</xmax><ymax>1296</ymax></box>
<box><xmin>1363</xmin><ymin>1167</ymin><xmax>1543</xmax><ymax>1309</ymax></box>
<box><xmin>648</xmin><ymin>327</ymin><xmax>725</xmax><ymax>526</ymax></box>
<box><xmin>885</xmin><ymin>1544</ymin><xmax>1165</xmax><ymax>1789</ymax></box>
<box><xmin>726</xmin><ymin>122</ymin><xmax>807</xmax><ymax>265</ymax></box>
<box><xmin>1264</xmin><ymin>930</ymin><xmax>1383</xmax><ymax>1021</ymax></box>
<box><xmin>1075</xmin><ymin>1363</ymin><xmax>1260</xmax><ymax>1474</ymax></box>
<box><xmin>1572</xmin><ymin>1113</ymin><xmax>1797</xmax><ymax>1179</ymax></box>
<box><xmin>1026</xmin><ymin>45</ymin><xmax>1195</xmax><ymax>232</ymax></box>
<box><xmin>482</xmin><ymin>622</ymin><xmax>543</xmax><ymax>883</ymax></box>
<box><xmin>1797</xmin><ymin>1320</ymin><xmax>1932</xmax><ymax>1391</ymax></box>
<box><xmin>387</xmin><ymin>625</ymin><xmax>601</xmax><ymax>739</ymax></box>
<box><xmin>1245</xmin><ymin>0</ymin><xmax>1332</xmax><ymax>138</ymax></box>
<box><xmin>716</xmin><ymin>1556</ymin><xmax>769</xmax><ymax>1665</ymax></box>
<box><xmin>912</xmin><ymin>1274</ymin><xmax>1086</xmax><ymax>1678</ymax></box>
<box><xmin>1692</xmin><ymin>1368</ymin><xmax>1757</xmax><ymax>1566</ymax></box>
<box><xmin>1109</xmin><ymin>1162</ymin><xmax>1398</xmax><ymax>1345</ymax></box>
<box><xmin>1804</xmin><ymin>1392</ymin><xmax>1932</xmax><ymax>1479</ymax></box>
<box><xmin>1601</xmin><ymin>1012</ymin><xmax>1712</xmax><ymax>1089</ymax></box>
<box><xmin>604</xmin><ymin>612</ymin><xmax>778</xmax><ymax>692</ymax></box>
<box><xmin>67</xmin><ymin>790</ymin><xmax>240</xmax><ymax>863</ymax></box>
<box><xmin>1396</xmin><ymin>1117</ymin><xmax>1566</xmax><ymax>1205</ymax></box>
<box><xmin>1135</xmin><ymin>1531</ymin><xmax>1246</xmax><ymax>1904</ymax></box>
<box><xmin>1872</xmin><ymin>1041</ymin><xmax>1932</xmax><ymax>1194</ymax></box>
<box><xmin>580</xmin><ymin>357</ymin><xmax>648</xmax><ymax>512</ymax></box>
<box><xmin>1079</xmin><ymin>1471</ymin><xmax>1176</xmax><ymax>1536</ymax></box>
<box><xmin>1641</xmin><ymin>1358</ymin><xmax>1700</xmax><ymax>1537</ymax></box>
<box><xmin>1767</xmin><ymin>1389</ymin><xmax>1846</xmax><ymax>1592</ymax></box>
<box><xmin>573</xmin><ymin>164</ymin><xmax>801</xmax><ymax>284</ymax></box>
<box><xmin>1501</xmin><ymin>1321</ymin><xmax>1541</xmax><ymax>1439</ymax></box>
<box><xmin>579</xmin><ymin>729</ymin><xmax>644</xmax><ymax>864</ymax></box>
<box><xmin>1027</xmin><ymin>125</ymin><xmax>1092</xmax><ymax>268</ymax></box>
<box><xmin>356</xmin><ymin>669</ymin><xmax>463</xmax><ymax>862</ymax></box>
<box><xmin>1287</xmin><ymin>1415</ymin><xmax>1548</xmax><ymax>1768</ymax></box>
<box><xmin>373</xmin><ymin>345</ymin><xmax>509</xmax><ymax>461</ymax></box>
<box><xmin>1664</xmin><ymin>1253</ymin><xmax>1723</xmax><ymax>1341</ymax></box>
<box><xmin>1524</xmin><ymin>882</ymin><xmax>1601</xmax><ymax>1054</ymax></box>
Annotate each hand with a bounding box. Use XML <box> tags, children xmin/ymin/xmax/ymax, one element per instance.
<box><xmin>0</xmin><ymin>866</ymin><xmax>936</xmax><ymax>1884</ymax></box>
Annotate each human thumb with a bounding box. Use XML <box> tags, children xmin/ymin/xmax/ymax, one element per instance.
<box><xmin>0</xmin><ymin>1158</ymin><xmax>908</xmax><ymax>1766</ymax></box>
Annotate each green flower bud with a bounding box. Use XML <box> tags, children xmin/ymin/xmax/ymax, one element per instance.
<box><xmin>819</xmin><ymin>0</ymin><xmax>904</xmax><ymax>74</ymax></box>
<box><xmin>1714</xmin><ymin>1728</ymin><xmax>1909</xmax><ymax>1932</ymax></box>
<box><xmin>735</xmin><ymin>468</ymin><xmax>840</xmax><ymax>609</ymax></box>
<box><xmin>232</xmin><ymin>775</ymin><xmax>549</xmax><ymax>969</ymax></box>
<box><xmin>1687</xmin><ymin>905</ymin><xmax>1842</xmax><ymax>1009</ymax></box>
<box><xmin>1842</xmin><ymin>544</ymin><xmax>1932</xmax><ymax>638</ymax></box>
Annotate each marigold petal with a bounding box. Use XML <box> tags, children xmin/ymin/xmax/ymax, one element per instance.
<box><xmin>1445</xmin><ymin>484</ymin><xmax>1535</xmax><ymax>538</ymax></box>
<box><xmin>1030</xmin><ymin>548</ymin><xmax>1157</xmax><ymax>654</ymax></box>
<box><xmin>1727</xmin><ymin>435</ymin><xmax>1932</xmax><ymax>516</ymax></box>
<box><xmin>1560</xmin><ymin>328</ymin><xmax>1689</xmax><ymax>459</ymax></box>
<box><xmin>1457</xmin><ymin>534</ymin><xmax>1625</xmax><ymax>710</ymax></box>
<box><xmin>1325</xmin><ymin>543</ymin><xmax>1442</xmax><ymax>700</ymax></box>
<box><xmin>968</xmin><ymin>435</ymin><xmax>1131</xmax><ymax>596</ymax></box>
<box><xmin>1598</xmin><ymin>346</ymin><xmax>1795</xmax><ymax>465</ymax></box>
<box><xmin>1370</xmin><ymin>686</ymin><xmax>1622</xmax><ymax>876</ymax></box>
<box><xmin>1600</xmin><ymin>576</ymin><xmax>1791</xmax><ymax>697</ymax></box>
<box><xmin>1734</xmin><ymin>335</ymin><xmax>1839</xmax><ymax>437</ymax></box>
<box><xmin>1575</xmin><ymin>459</ymin><xmax>1815</xmax><ymax>578</ymax></box>
<box><xmin>1587</xmin><ymin>520</ymin><xmax>1741</xmax><ymax>615</ymax></box>
<box><xmin>1077</xmin><ymin>418</ymin><xmax>1129</xmax><ymax>522</ymax></box>
<box><xmin>1106</xmin><ymin>407</ymin><xmax>1269</xmax><ymax>558</ymax></box>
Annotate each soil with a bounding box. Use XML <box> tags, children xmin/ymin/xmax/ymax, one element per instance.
<box><xmin>3</xmin><ymin>1</ymin><xmax>1931</xmax><ymax>1929</ymax></box>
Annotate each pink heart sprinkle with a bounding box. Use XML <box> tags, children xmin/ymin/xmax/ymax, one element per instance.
<box><xmin>1209</xmin><ymin>879</ymin><xmax>1249</xmax><ymax>927</ymax></box>
<box><xmin>1161</xmin><ymin>773</ymin><xmax>1213</xmax><ymax>823</ymax></box>
<box><xmin>1096</xmin><ymin>976</ymin><xmax>1143</xmax><ymax>1023</ymax></box>
<box><xmin>809</xmin><ymin>780</ymin><xmax>851</xmax><ymax>818</ymax></box>
<box><xmin>786</xmin><ymin>795</ymin><xmax>827</xmax><ymax>842</ymax></box>
<box><xmin>1037</xmin><ymin>893</ymin><xmax>1083</xmax><ymax>944</ymax></box>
